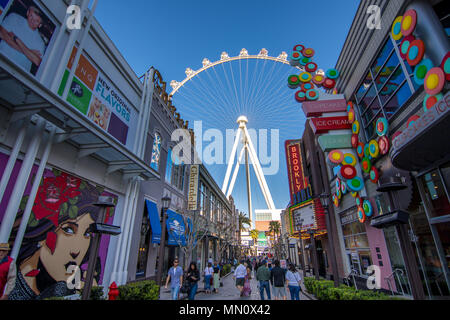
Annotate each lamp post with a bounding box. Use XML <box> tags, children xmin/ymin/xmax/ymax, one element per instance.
<box><xmin>82</xmin><ymin>196</ymin><xmax>117</xmax><ymax>300</ymax></box>
<box><xmin>156</xmin><ymin>196</ymin><xmax>171</xmax><ymax>295</ymax></box>
<box><xmin>319</xmin><ymin>192</ymin><xmax>339</xmax><ymax>287</ymax></box>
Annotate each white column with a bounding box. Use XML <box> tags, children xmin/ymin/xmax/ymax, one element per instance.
<box><xmin>0</xmin><ymin>118</ymin><xmax>45</xmax><ymax>243</ymax></box>
<box><xmin>11</xmin><ymin>126</ymin><xmax>56</xmax><ymax>259</ymax></box>
<box><xmin>134</xmin><ymin>71</ymin><xmax>149</xmax><ymax>155</ymax></box>
<box><xmin>0</xmin><ymin>118</ymin><xmax>29</xmax><ymax>205</ymax></box>
<box><xmin>109</xmin><ymin>181</ymin><xmax>133</xmax><ymax>284</ymax></box>
<box><xmin>222</xmin><ymin>129</ymin><xmax>241</xmax><ymax>193</ymax></box>
<box><xmin>226</xmin><ymin>146</ymin><xmax>245</xmax><ymax>198</ymax></box>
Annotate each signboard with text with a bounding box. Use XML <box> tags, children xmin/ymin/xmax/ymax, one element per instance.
<box><xmin>187</xmin><ymin>165</ymin><xmax>199</xmax><ymax>210</ymax></box>
<box><xmin>310</xmin><ymin>116</ymin><xmax>351</xmax><ymax>134</ymax></box>
<box><xmin>285</xmin><ymin>140</ymin><xmax>308</xmax><ymax>205</ymax></box>
<box><xmin>302</xmin><ymin>99</ymin><xmax>347</xmax><ymax>117</ymax></box>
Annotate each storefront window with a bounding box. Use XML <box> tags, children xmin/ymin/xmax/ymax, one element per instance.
<box><xmin>435</xmin><ymin>222</ymin><xmax>450</xmax><ymax>270</ymax></box>
<box><xmin>354</xmin><ymin>36</ymin><xmax>417</xmax><ymax>140</ymax></box>
<box><xmin>421</xmin><ymin>170</ymin><xmax>450</xmax><ymax>218</ymax></box>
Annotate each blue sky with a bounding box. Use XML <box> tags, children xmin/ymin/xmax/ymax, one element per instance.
<box><xmin>95</xmin><ymin>0</ymin><xmax>359</xmax><ymax>221</ymax></box>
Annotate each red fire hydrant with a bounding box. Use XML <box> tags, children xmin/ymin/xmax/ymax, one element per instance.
<box><xmin>108</xmin><ymin>282</ymin><xmax>119</xmax><ymax>300</ymax></box>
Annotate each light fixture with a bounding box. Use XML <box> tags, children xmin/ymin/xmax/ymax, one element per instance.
<box><xmin>161</xmin><ymin>196</ymin><xmax>171</xmax><ymax>211</ymax></box>
<box><xmin>319</xmin><ymin>192</ymin><xmax>330</xmax><ymax>209</ymax></box>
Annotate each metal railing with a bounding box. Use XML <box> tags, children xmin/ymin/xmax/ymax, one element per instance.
<box><xmin>385</xmin><ymin>269</ymin><xmax>411</xmax><ymax>296</ymax></box>
<box><xmin>343</xmin><ymin>268</ymin><xmax>359</xmax><ymax>290</ymax></box>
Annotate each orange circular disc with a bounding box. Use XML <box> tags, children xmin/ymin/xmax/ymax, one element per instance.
<box><xmin>406</xmin><ymin>39</ymin><xmax>425</xmax><ymax>66</ymax></box>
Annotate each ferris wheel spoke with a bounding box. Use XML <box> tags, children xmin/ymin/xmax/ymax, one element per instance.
<box><xmin>208</xmin><ymin>65</ymin><xmax>238</xmax><ymax>115</ymax></box>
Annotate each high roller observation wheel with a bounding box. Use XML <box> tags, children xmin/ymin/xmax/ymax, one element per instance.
<box><xmin>169</xmin><ymin>48</ymin><xmax>307</xmax><ymax>97</ymax></box>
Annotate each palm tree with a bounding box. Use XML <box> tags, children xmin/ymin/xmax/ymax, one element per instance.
<box><xmin>269</xmin><ymin>221</ymin><xmax>281</xmax><ymax>241</ymax></box>
<box><xmin>238</xmin><ymin>212</ymin><xmax>251</xmax><ymax>232</ymax></box>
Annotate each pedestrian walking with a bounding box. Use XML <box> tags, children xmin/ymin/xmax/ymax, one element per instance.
<box><xmin>286</xmin><ymin>264</ymin><xmax>302</xmax><ymax>300</ymax></box>
<box><xmin>256</xmin><ymin>260</ymin><xmax>271</xmax><ymax>300</ymax></box>
<box><xmin>203</xmin><ymin>262</ymin><xmax>214</xmax><ymax>294</ymax></box>
<box><xmin>164</xmin><ymin>259</ymin><xmax>183</xmax><ymax>300</ymax></box>
<box><xmin>0</xmin><ymin>243</ymin><xmax>16</xmax><ymax>300</ymax></box>
<box><xmin>270</xmin><ymin>260</ymin><xmax>287</xmax><ymax>300</ymax></box>
<box><xmin>213</xmin><ymin>261</ymin><xmax>220</xmax><ymax>293</ymax></box>
<box><xmin>242</xmin><ymin>262</ymin><xmax>252</xmax><ymax>297</ymax></box>
<box><xmin>186</xmin><ymin>262</ymin><xmax>200</xmax><ymax>300</ymax></box>
<box><xmin>233</xmin><ymin>259</ymin><xmax>246</xmax><ymax>297</ymax></box>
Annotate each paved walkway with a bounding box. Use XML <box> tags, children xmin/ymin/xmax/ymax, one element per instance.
<box><xmin>160</xmin><ymin>269</ymin><xmax>314</xmax><ymax>301</ymax></box>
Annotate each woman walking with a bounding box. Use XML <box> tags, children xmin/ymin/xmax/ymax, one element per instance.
<box><xmin>213</xmin><ymin>261</ymin><xmax>220</xmax><ymax>293</ymax></box>
<box><xmin>203</xmin><ymin>262</ymin><xmax>214</xmax><ymax>294</ymax></box>
<box><xmin>242</xmin><ymin>262</ymin><xmax>252</xmax><ymax>297</ymax></box>
<box><xmin>186</xmin><ymin>262</ymin><xmax>200</xmax><ymax>300</ymax></box>
<box><xmin>286</xmin><ymin>264</ymin><xmax>302</xmax><ymax>300</ymax></box>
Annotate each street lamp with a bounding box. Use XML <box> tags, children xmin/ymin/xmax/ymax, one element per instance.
<box><xmin>307</xmin><ymin>228</ymin><xmax>320</xmax><ymax>280</ymax></box>
<box><xmin>318</xmin><ymin>192</ymin><xmax>339</xmax><ymax>287</ymax></box>
<box><xmin>82</xmin><ymin>196</ymin><xmax>118</xmax><ymax>300</ymax></box>
<box><xmin>156</xmin><ymin>196</ymin><xmax>171</xmax><ymax>295</ymax></box>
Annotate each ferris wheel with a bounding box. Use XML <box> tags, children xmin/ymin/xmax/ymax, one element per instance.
<box><xmin>169</xmin><ymin>48</ymin><xmax>314</xmax><ymax>221</ymax></box>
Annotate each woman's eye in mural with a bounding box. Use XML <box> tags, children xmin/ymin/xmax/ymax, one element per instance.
<box><xmin>84</xmin><ymin>230</ymin><xmax>93</xmax><ymax>239</ymax></box>
<box><xmin>61</xmin><ymin>222</ymin><xmax>78</xmax><ymax>236</ymax></box>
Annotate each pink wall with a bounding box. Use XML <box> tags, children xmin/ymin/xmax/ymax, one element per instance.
<box><xmin>364</xmin><ymin>198</ymin><xmax>396</xmax><ymax>291</ymax></box>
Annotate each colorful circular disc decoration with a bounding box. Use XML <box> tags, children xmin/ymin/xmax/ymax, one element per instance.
<box><xmin>306</xmin><ymin>89</ymin><xmax>319</xmax><ymax>100</ymax></box>
<box><xmin>326</xmin><ymin>69</ymin><xmax>339</xmax><ymax>79</ymax></box>
<box><xmin>299</xmin><ymin>72</ymin><xmax>312</xmax><ymax>82</ymax></box>
<box><xmin>351</xmin><ymin>134</ymin><xmax>359</xmax><ymax>148</ymax></box>
<box><xmin>369</xmin><ymin>140</ymin><xmax>380</xmax><ymax>158</ymax></box>
<box><xmin>302</xmin><ymin>48</ymin><xmax>315</xmax><ymax>58</ymax></box>
<box><xmin>401</xmin><ymin>9</ymin><xmax>417</xmax><ymax>36</ymax></box>
<box><xmin>362</xmin><ymin>157</ymin><xmax>372</xmax><ymax>173</ymax></box>
<box><xmin>378</xmin><ymin>136</ymin><xmax>390</xmax><ymax>155</ymax></box>
<box><xmin>358</xmin><ymin>207</ymin><xmax>366</xmax><ymax>223</ymax></box>
<box><xmin>407</xmin><ymin>115</ymin><xmax>420</xmax><ymax>128</ymax></box>
<box><xmin>336</xmin><ymin>188</ymin><xmax>342</xmax><ymax>200</ymax></box>
<box><xmin>391</xmin><ymin>16</ymin><xmax>403</xmax><ymax>41</ymax></box>
<box><xmin>288</xmin><ymin>74</ymin><xmax>301</xmax><ymax>88</ymax></box>
<box><xmin>357</xmin><ymin>142</ymin><xmax>365</xmax><ymax>159</ymax></box>
<box><xmin>423</xmin><ymin>93</ymin><xmax>443</xmax><ymax>112</ymax></box>
<box><xmin>301</xmin><ymin>82</ymin><xmax>314</xmax><ymax>91</ymax></box>
<box><xmin>312</xmin><ymin>74</ymin><xmax>325</xmax><ymax>86</ymax></box>
<box><xmin>295</xmin><ymin>90</ymin><xmax>307</xmax><ymax>102</ymax></box>
<box><xmin>333</xmin><ymin>194</ymin><xmax>339</xmax><ymax>208</ymax></box>
<box><xmin>399</xmin><ymin>35</ymin><xmax>415</xmax><ymax>60</ymax></box>
<box><xmin>328</xmin><ymin>150</ymin><xmax>344</xmax><ymax>165</ymax></box>
<box><xmin>369</xmin><ymin>166</ymin><xmax>380</xmax><ymax>184</ymax></box>
<box><xmin>347</xmin><ymin>101</ymin><xmax>354</xmax><ymax>113</ymax></box>
<box><xmin>305</xmin><ymin>62</ymin><xmax>318</xmax><ymax>73</ymax></box>
<box><xmin>376</xmin><ymin>117</ymin><xmax>388</xmax><ymax>137</ymax></box>
<box><xmin>364</xmin><ymin>144</ymin><xmax>371</xmax><ymax>159</ymax></box>
<box><xmin>348</xmin><ymin>109</ymin><xmax>355</xmax><ymax>124</ymax></box>
<box><xmin>441</xmin><ymin>52</ymin><xmax>450</xmax><ymax>81</ymax></box>
<box><xmin>299</xmin><ymin>57</ymin><xmax>312</xmax><ymax>66</ymax></box>
<box><xmin>336</xmin><ymin>178</ymin><xmax>341</xmax><ymax>191</ymax></box>
<box><xmin>322</xmin><ymin>78</ymin><xmax>336</xmax><ymax>89</ymax></box>
<box><xmin>293</xmin><ymin>44</ymin><xmax>305</xmax><ymax>52</ymax></box>
<box><xmin>406</xmin><ymin>39</ymin><xmax>425</xmax><ymax>66</ymax></box>
<box><xmin>341</xmin><ymin>181</ymin><xmax>348</xmax><ymax>194</ymax></box>
<box><xmin>363</xmin><ymin>200</ymin><xmax>373</xmax><ymax>217</ymax></box>
<box><xmin>413</xmin><ymin>58</ymin><xmax>433</xmax><ymax>86</ymax></box>
<box><xmin>291</xmin><ymin>51</ymin><xmax>302</xmax><ymax>60</ymax></box>
<box><xmin>355</xmin><ymin>194</ymin><xmax>362</xmax><ymax>207</ymax></box>
<box><xmin>424</xmin><ymin>67</ymin><xmax>445</xmax><ymax>95</ymax></box>
<box><xmin>352</xmin><ymin>120</ymin><xmax>360</xmax><ymax>134</ymax></box>
<box><xmin>342</xmin><ymin>153</ymin><xmax>357</xmax><ymax>167</ymax></box>
<box><xmin>348</xmin><ymin>177</ymin><xmax>364</xmax><ymax>192</ymax></box>
<box><xmin>341</xmin><ymin>165</ymin><xmax>357</xmax><ymax>180</ymax></box>
<box><xmin>351</xmin><ymin>192</ymin><xmax>358</xmax><ymax>198</ymax></box>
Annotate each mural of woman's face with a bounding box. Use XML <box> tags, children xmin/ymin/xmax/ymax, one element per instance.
<box><xmin>38</xmin><ymin>213</ymin><xmax>94</xmax><ymax>282</ymax></box>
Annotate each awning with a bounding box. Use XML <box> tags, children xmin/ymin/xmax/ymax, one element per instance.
<box><xmin>166</xmin><ymin>210</ymin><xmax>187</xmax><ymax>246</ymax></box>
<box><xmin>391</xmin><ymin>91</ymin><xmax>450</xmax><ymax>171</ymax></box>
<box><xmin>145</xmin><ymin>200</ymin><xmax>161</xmax><ymax>244</ymax></box>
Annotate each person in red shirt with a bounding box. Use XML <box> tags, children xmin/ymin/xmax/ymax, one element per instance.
<box><xmin>0</xmin><ymin>243</ymin><xmax>16</xmax><ymax>300</ymax></box>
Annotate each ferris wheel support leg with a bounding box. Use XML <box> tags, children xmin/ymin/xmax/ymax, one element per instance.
<box><xmin>226</xmin><ymin>146</ymin><xmax>246</xmax><ymax>198</ymax></box>
<box><xmin>244</xmin><ymin>127</ymin><xmax>276</xmax><ymax>211</ymax></box>
<box><xmin>222</xmin><ymin>128</ymin><xmax>241</xmax><ymax>194</ymax></box>
<box><xmin>245</xmin><ymin>146</ymin><xmax>253</xmax><ymax>229</ymax></box>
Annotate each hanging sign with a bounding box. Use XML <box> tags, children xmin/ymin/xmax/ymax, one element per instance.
<box><xmin>285</xmin><ymin>140</ymin><xmax>308</xmax><ymax>205</ymax></box>
<box><xmin>318</xmin><ymin>134</ymin><xmax>352</xmax><ymax>151</ymax></box>
<box><xmin>310</xmin><ymin>116</ymin><xmax>351</xmax><ymax>134</ymax></box>
<box><xmin>187</xmin><ymin>165</ymin><xmax>199</xmax><ymax>210</ymax></box>
<box><xmin>302</xmin><ymin>98</ymin><xmax>347</xmax><ymax>117</ymax></box>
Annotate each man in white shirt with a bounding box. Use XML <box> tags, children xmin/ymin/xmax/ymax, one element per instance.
<box><xmin>233</xmin><ymin>260</ymin><xmax>247</xmax><ymax>297</ymax></box>
<box><xmin>0</xmin><ymin>6</ymin><xmax>46</xmax><ymax>74</ymax></box>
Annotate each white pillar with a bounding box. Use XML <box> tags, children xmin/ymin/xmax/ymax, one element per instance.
<box><xmin>222</xmin><ymin>129</ymin><xmax>241</xmax><ymax>193</ymax></box>
<box><xmin>11</xmin><ymin>126</ymin><xmax>56</xmax><ymax>259</ymax></box>
<box><xmin>0</xmin><ymin>118</ymin><xmax>29</xmax><ymax>205</ymax></box>
<box><xmin>0</xmin><ymin>118</ymin><xmax>45</xmax><ymax>243</ymax></box>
